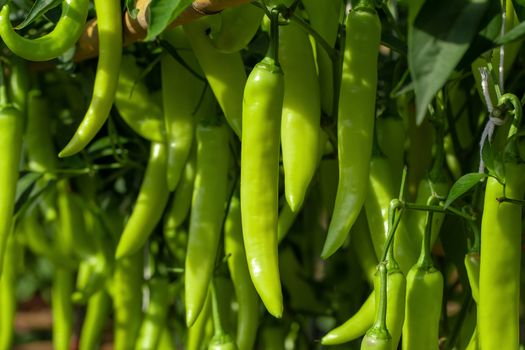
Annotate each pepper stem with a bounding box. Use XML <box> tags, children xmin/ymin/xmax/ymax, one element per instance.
<box><xmin>373</xmin><ymin>263</ymin><xmax>388</xmax><ymax>331</ymax></box>
<box><xmin>267</xmin><ymin>9</ymin><xmax>280</xmax><ymax>65</ymax></box>
<box><xmin>210</xmin><ymin>281</ymin><xmax>225</xmax><ymax>337</ymax></box>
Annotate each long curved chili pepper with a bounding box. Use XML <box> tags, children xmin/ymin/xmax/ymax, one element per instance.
<box><xmin>115</xmin><ymin>142</ymin><xmax>170</xmax><ymax>259</ymax></box>
<box><xmin>0</xmin><ymin>0</ymin><xmax>89</xmax><ymax>61</ymax></box>
<box><xmin>185</xmin><ymin>120</ymin><xmax>231</xmax><ymax>326</ymax></box>
<box><xmin>321</xmin><ymin>2</ymin><xmax>381</xmax><ymax>259</ymax></box>
<box><xmin>0</xmin><ymin>105</ymin><xmax>23</xmax><ymax>276</ymax></box>
<box><xmin>210</xmin><ymin>3</ymin><xmax>263</xmax><ymax>53</ymax></box>
<box><xmin>279</xmin><ymin>20</ymin><xmax>321</xmax><ymax>212</ymax></box>
<box><xmin>224</xmin><ymin>189</ymin><xmax>259</xmax><ymax>350</ymax></box>
<box><xmin>114</xmin><ymin>55</ymin><xmax>165</xmax><ymax>142</ymax></box>
<box><xmin>113</xmin><ymin>251</ymin><xmax>144</xmax><ymax>350</ymax></box>
<box><xmin>78</xmin><ymin>290</ymin><xmax>112</xmax><ymax>350</ymax></box>
<box><xmin>360</xmin><ymin>264</ymin><xmax>392</xmax><ymax>350</ymax></box>
<box><xmin>0</xmin><ymin>234</ymin><xmax>21</xmax><ymax>350</ymax></box>
<box><xmin>184</xmin><ymin>18</ymin><xmax>245</xmax><ymax>137</ymax></box>
<box><xmin>161</xmin><ymin>27</ymin><xmax>204</xmax><ymax>191</ymax></box>
<box><xmin>59</xmin><ymin>0</ymin><xmax>122</xmax><ymax>157</ymax></box>
<box><xmin>240</xmin><ymin>12</ymin><xmax>284</xmax><ymax>318</ymax></box>
<box><xmin>402</xmin><ymin>209</ymin><xmax>443</xmax><ymax>350</ymax></box>
<box><xmin>302</xmin><ymin>0</ymin><xmax>341</xmax><ymax>116</ymax></box>
<box><xmin>135</xmin><ymin>277</ymin><xmax>171</xmax><ymax>350</ymax></box>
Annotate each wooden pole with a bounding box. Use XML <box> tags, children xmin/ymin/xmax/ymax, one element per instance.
<box><xmin>73</xmin><ymin>0</ymin><xmax>252</xmax><ymax>62</ymax></box>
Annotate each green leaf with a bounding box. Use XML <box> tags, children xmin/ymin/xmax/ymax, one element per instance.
<box><xmin>511</xmin><ymin>0</ymin><xmax>525</xmax><ymax>22</ymax></box>
<box><xmin>409</xmin><ymin>0</ymin><xmax>490</xmax><ymax>125</ymax></box>
<box><xmin>444</xmin><ymin>173</ymin><xmax>487</xmax><ymax>208</ymax></box>
<box><xmin>495</xmin><ymin>20</ymin><xmax>525</xmax><ymax>45</ymax></box>
<box><xmin>15</xmin><ymin>0</ymin><xmax>61</xmax><ymax>30</ymax></box>
<box><xmin>146</xmin><ymin>0</ymin><xmax>193</xmax><ymax>41</ymax></box>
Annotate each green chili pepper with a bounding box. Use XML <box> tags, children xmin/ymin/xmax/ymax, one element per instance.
<box><xmin>115</xmin><ymin>55</ymin><xmax>165</xmax><ymax>142</ymax></box>
<box><xmin>207</xmin><ymin>282</ymin><xmax>239</xmax><ymax>350</ymax></box>
<box><xmin>135</xmin><ymin>277</ymin><xmax>171</xmax><ymax>350</ymax></box>
<box><xmin>7</xmin><ymin>58</ymin><xmax>29</xmax><ymax>114</ymax></box>
<box><xmin>351</xmin><ymin>210</ymin><xmax>378</xmax><ymax>286</ymax></box>
<box><xmin>210</xmin><ymin>3</ymin><xmax>263</xmax><ymax>53</ymax></box>
<box><xmin>322</xmin><ymin>260</ymin><xmax>405</xmax><ymax>347</ymax></box>
<box><xmin>78</xmin><ymin>290</ymin><xmax>112</xmax><ymax>350</ymax></box>
<box><xmin>464</xmin><ymin>251</ymin><xmax>479</xmax><ymax>350</ymax></box>
<box><xmin>158</xmin><ymin>326</ymin><xmax>176</xmax><ymax>350</ymax></box>
<box><xmin>0</xmin><ymin>234</ymin><xmax>21</xmax><ymax>350</ymax></box>
<box><xmin>361</xmin><ymin>264</ymin><xmax>392</xmax><ymax>350</ymax></box>
<box><xmin>115</xmin><ymin>142</ymin><xmax>170</xmax><ymax>259</ymax></box>
<box><xmin>279</xmin><ymin>20</ymin><xmax>321</xmax><ymax>212</ymax></box>
<box><xmin>224</xmin><ymin>188</ymin><xmax>259</xmax><ymax>350</ymax></box>
<box><xmin>185</xmin><ymin>120</ymin><xmax>231</xmax><ymax>326</ymax></box>
<box><xmin>478</xmin><ymin>166</ymin><xmax>525</xmax><ymax>349</ymax></box>
<box><xmin>260</xmin><ymin>324</ymin><xmax>286</xmax><ymax>350</ymax></box>
<box><xmin>59</xmin><ymin>0</ymin><xmax>123</xmax><ymax>157</ymax></box>
<box><xmin>113</xmin><ymin>252</ymin><xmax>144</xmax><ymax>350</ymax></box>
<box><xmin>402</xmin><ymin>209</ymin><xmax>443</xmax><ymax>350</ymax></box>
<box><xmin>321</xmin><ymin>293</ymin><xmax>374</xmax><ymax>345</ymax></box>
<box><xmin>240</xmin><ymin>12</ymin><xmax>284</xmax><ymax>318</ymax></box>
<box><xmin>52</xmin><ymin>267</ymin><xmax>74</xmax><ymax>350</ymax></box>
<box><xmin>321</xmin><ymin>2</ymin><xmax>381</xmax><ymax>259</ymax></box>
<box><xmin>0</xmin><ymin>0</ymin><xmax>89</xmax><ymax>61</ymax></box>
<box><xmin>187</xmin><ymin>291</ymin><xmax>212</xmax><ymax>350</ymax></box>
<box><xmin>0</xmin><ymin>105</ymin><xmax>23</xmax><ymax>276</ymax></box>
<box><xmin>302</xmin><ymin>0</ymin><xmax>341</xmax><ymax>116</ymax></box>
<box><xmin>184</xmin><ymin>18</ymin><xmax>245</xmax><ymax>137</ymax></box>
<box><xmin>161</xmin><ymin>27</ymin><xmax>204</xmax><ymax>191</ymax></box>
<box><xmin>364</xmin><ymin>153</ymin><xmax>418</xmax><ymax>273</ymax></box>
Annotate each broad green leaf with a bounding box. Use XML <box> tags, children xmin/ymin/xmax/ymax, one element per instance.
<box><xmin>15</xmin><ymin>0</ymin><xmax>61</xmax><ymax>30</ymax></box>
<box><xmin>409</xmin><ymin>0</ymin><xmax>489</xmax><ymax>125</ymax></box>
<box><xmin>444</xmin><ymin>172</ymin><xmax>487</xmax><ymax>208</ymax></box>
<box><xmin>146</xmin><ymin>0</ymin><xmax>192</xmax><ymax>41</ymax></box>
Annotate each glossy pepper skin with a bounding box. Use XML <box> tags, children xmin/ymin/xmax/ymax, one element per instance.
<box><xmin>210</xmin><ymin>3</ymin><xmax>263</xmax><ymax>53</ymax></box>
<box><xmin>0</xmin><ymin>0</ymin><xmax>89</xmax><ymax>61</ymax></box>
<box><xmin>78</xmin><ymin>290</ymin><xmax>111</xmax><ymax>350</ymax></box>
<box><xmin>135</xmin><ymin>277</ymin><xmax>171</xmax><ymax>350</ymax></box>
<box><xmin>279</xmin><ymin>21</ymin><xmax>321</xmax><ymax>212</ymax></box>
<box><xmin>161</xmin><ymin>27</ymin><xmax>204</xmax><ymax>191</ymax></box>
<box><xmin>185</xmin><ymin>121</ymin><xmax>231</xmax><ymax>326</ymax></box>
<box><xmin>224</xmin><ymin>189</ymin><xmax>259</xmax><ymax>350</ymax></box>
<box><xmin>361</xmin><ymin>264</ymin><xmax>392</xmax><ymax>350</ymax></box>
<box><xmin>478</xmin><ymin>165</ymin><xmax>525</xmax><ymax>350</ymax></box>
<box><xmin>59</xmin><ymin>0</ymin><xmax>122</xmax><ymax>157</ymax></box>
<box><xmin>322</xmin><ymin>262</ymin><xmax>405</xmax><ymax>347</ymax></box>
<box><xmin>115</xmin><ymin>142</ymin><xmax>170</xmax><ymax>259</ymax></box>
<box><xmin>184</xmin><ymin>18</ymin><xmax>245</xmax><ymax>137</ymax></box>
<box><xmin>302</xmin><ymin>0</ymin><xmax>341</xmax><ymax>116</ymax></box>
<box><xmin>115</xmin><ymin>55</ymin><xmax>165</xmax><ymax>142</ymax></box>
<box><xmin>402</xmin><ymin>211</ymin><xmax>443</xmax><ymax>350</ymax></box>
<box><xmin>113</xmin><ymin>252</ymin><xmax>144</xmax><ymax>350</ymax></box>
<box><xmin>0</xmin><ymin>106</ymin><xmax>23</xmax><ymax>276</ymax></box>
<box><xmin>321</xmin><ymin>4</ymin><xmax>381</xmax><ymax>258</ymax></box>
<box><xmin>0</xmin><ymin>234</ymin><xmax>21</xmax><ymax>350</ymax></box>
<box><xmin>240</xmin><ymin>27</ymin><xmax>285</xmax><ymax>316</ymax></box>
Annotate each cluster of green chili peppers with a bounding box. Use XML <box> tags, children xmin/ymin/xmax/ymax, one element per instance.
<box><xmin>1</xmin><ymin>0</ymin><xmax>525</xmax><ymax>349</ymax></box>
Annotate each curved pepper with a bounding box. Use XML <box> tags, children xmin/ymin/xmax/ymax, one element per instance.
<box><xmin>210</xmin><ymin>3</ymin><xmax>263</xmax><ymax>53</ymax></box>
<box><xmin>115</xmin><ymin>142</ymin><xmax>170</xmax><ymax>259</ymax></box>
<box><xmin>0</xmin><ymin>0</ymin><xmax>89</xmax><ymax>61</ymax></box>
<box><xmin>240</xmin><ymin>14</ymin><xmax>284</xmax><ymax>317</ymax></box>
<box><xmin>0</xmin><ymin>106</ymin><xmax>23</xmax><ymax>276</ymax></box>
<box><xmin>59</xmin><ymin>0</ymin><xmax>123</xmax><ymax>157</ymax></box>
<box><xmin>184</xmin><ymin>18</ymin><xmax>245</xmax><ymax>137</ymax></box>
<box><xmin>321</xmin><ymin>4</ymin><xmax>381</xmax><ymax>258</ymax></box>
<box><xmin>185</xmin><ymin>120</ymin><xmax>231</xmax><ymax>326</ymax></box>
<box><xmin>161</xmin><ymin>27</ymin><xmax>204</xmax><ymax>190</ymax></box>
<box><xmin>78</xmin><ymin>290</ymin><xmax>112</xmax><ymax>350</ymax></box>
<box><xmin>279</xmin><ymin>20</ymin><xmax>321</xmax><ymax>211</ymax></box>
<box><xmin>224</xmin><ymin>189</ymin><xmax>259</xmax><ymax>350</ymax></box>
<box><xmin>115</xmin><ymin>55</ymin><xmax>165</xmax><ymax>142</ymax></box>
